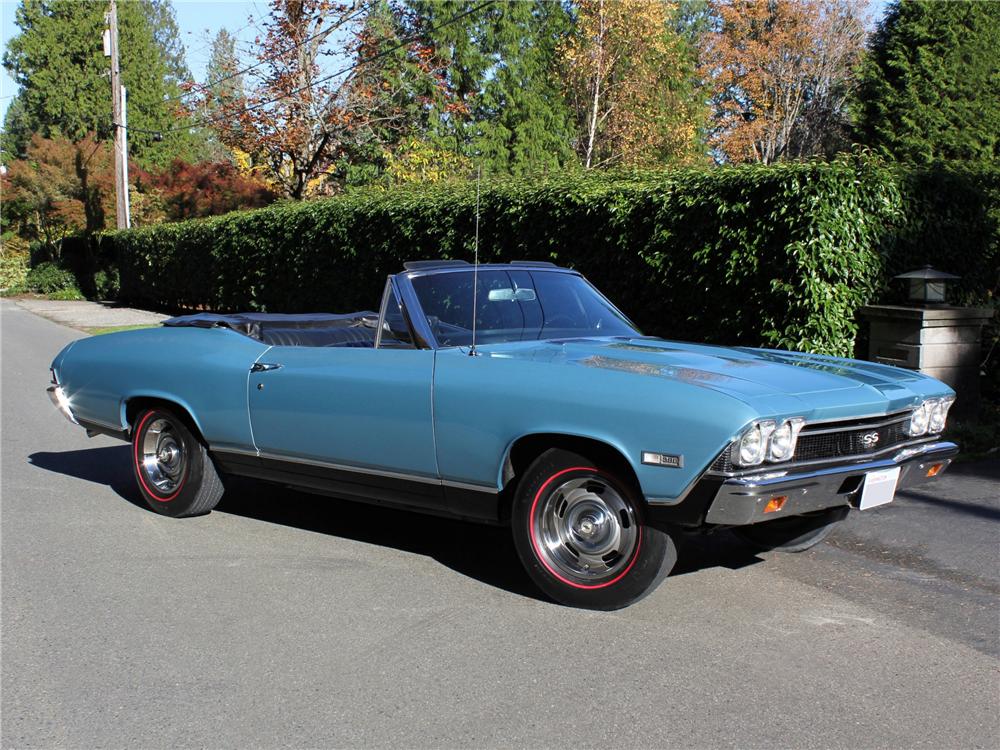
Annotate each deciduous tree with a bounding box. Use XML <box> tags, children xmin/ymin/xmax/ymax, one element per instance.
<box><xmin>560</xmin><ymin>0</ymin><xmax>704</xmax><ymax>169</ymax></box>
<box><xmin>136</xmin><ymin>160</ymin><xmax>276</xmax><ymax>220</ymax></box>
<box><xmin>701</xmin><ymin>0</ymin><xmax>866</xmax><ymax>163</ymax></box>
<box><xmin>1</xmin><ymin>134</ymin><xmax>114</xmax><ymax>253</ymax></box>
<box><xmin>201</xmin><ymin>0</ymin><xmax>449</xmax><ymax>198</ymax></box>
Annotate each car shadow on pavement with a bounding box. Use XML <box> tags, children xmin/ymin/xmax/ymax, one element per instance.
<box><xmin>29</xmin><ymin>446</ymin><xmax>147</xmax><ymax>510</ymax></box>
<box><xmin>217</xmin><ymin>474</ymin><xmax>545</xmax><ymax>600</ymax></box>
<box><xmin>673</xmin><ymin>531</ymin><xmax>766</xmax><ymax>576</ymax></box>
<box><xmin>29</xmin><ymin>445</ymin><xmax>766</xmax><ymax>600</ymax></box>
<box><xmin>28</xmin><ymin>445</ymin><xmax>542</xmax><ymax>600</ymax></box>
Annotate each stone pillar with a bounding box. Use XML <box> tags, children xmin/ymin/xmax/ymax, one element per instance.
<box><xmin>860</xmin><ymin>305</ymin><xmax>994</xmax><ymax>421</ymax></box>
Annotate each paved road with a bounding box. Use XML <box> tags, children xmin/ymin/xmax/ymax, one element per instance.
<box><xmin>3</xmin><ymin>298</ymin><xmax>998</xmax><ymax>749</ymax></box>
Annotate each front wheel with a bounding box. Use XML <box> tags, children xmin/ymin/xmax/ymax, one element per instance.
<box><xmin>733</xmin><ymin>506</ymin><xmax>848</xmax><ymax>553</ymax></box>
<box><xmin>131</xmin><ymin>407</ymin><xmax>224</xmax><ymax>518</ymax></box>
<box><xmin>511</xmin><ymin>449</ymin><xmax>677</xmax><ymax>610</ymax></box>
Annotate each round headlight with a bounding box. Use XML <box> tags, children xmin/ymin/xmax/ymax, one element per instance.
<box><xmin>739</xmin><ymin>426</ymin><xmax>764</xmax><ymax>465</ymax></box>
<box><xmin>909</xmin><ymin>401</ymin><xmax>930</xmax><ymax>436</ymax></box>
<box><xmin>770</xmin><ymin>422</ymin><xmax>793</xmax><ymax>460</ymax></box>
<box><xmin>928</xmin><ymin>397</ymin><xmax>954</xmax><ymax>433</ymax></box>
<box><xmin>733</xmin><ymin>420</ymin><xmax>775</xmax><ymax>466</ymax></box>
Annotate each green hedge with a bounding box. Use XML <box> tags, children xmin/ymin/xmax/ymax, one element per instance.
<box><xmin>884</xmin><ymin>165</ymin><xmax>999</xmax><ymax>308</ymax></box>
<box><xmin>103</xmin><ymin>157</ymin><xmax>997</xmax><ymax>358</ymax></box>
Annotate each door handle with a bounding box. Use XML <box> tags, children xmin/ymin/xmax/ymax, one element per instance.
<box><xmin>251</xmin><ymin>362</ymin><xmax>282</xmax><ymax>373</ymax></box>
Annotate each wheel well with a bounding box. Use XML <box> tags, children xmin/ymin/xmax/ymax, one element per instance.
<box><xmin>124</xmin><ymin>397</ymin><xmax>202</xmax><ymax>440</ymax></box>
<box><xmin>499</xmin><ymin>433</ymin><xmax>642</xmax><ymax>522</ymax></box>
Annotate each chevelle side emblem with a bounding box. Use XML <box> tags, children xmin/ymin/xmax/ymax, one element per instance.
<box><xmin>641</xmin><ymin>451</ymin><xmax>684</xmax><ymax>468</ymax></box>
<box><xmin>861</xmin><ymin>431</ymin><xmax>880</xmax><ymax>449</ymax></box>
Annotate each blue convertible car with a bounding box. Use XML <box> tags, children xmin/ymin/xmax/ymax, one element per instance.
<box><xmin>48</xmin><ymin>261</ymin><xmax>958</xmax><ymax>609</ymax></box>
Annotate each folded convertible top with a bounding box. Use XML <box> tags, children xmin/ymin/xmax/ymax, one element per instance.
<box><xmin>163</xmin><ymin>311</ymin><xmax>379</xmax><ymax>347</ymax></box>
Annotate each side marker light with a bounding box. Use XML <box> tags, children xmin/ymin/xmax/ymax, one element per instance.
<box><xmin>763</xmin><ymin>496</ymin><xmax>787</xmax><ymax>513</ymax></box>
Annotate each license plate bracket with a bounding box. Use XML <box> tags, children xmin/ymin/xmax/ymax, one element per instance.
<box><xmin>858</xmin><ymin>466</ymin><xmax>901</xmax><ymax>510</ymax></box>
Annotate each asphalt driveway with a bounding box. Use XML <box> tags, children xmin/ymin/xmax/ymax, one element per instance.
<box><xmin>2</xmin><ymin>298</ymin><xmax>997</xmax><ymax>748</ymax></box>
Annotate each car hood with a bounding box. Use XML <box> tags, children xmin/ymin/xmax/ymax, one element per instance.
<box><xmin>484</xmin><ymin>337</ymin><xmax>949</xmax><ymax>419</ymax></box>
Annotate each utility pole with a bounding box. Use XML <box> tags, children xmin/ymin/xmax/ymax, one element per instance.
<box><xmin>105</xmin><ymin>0</ymin><xmax>130</xmax><ymax>229</ymax></box>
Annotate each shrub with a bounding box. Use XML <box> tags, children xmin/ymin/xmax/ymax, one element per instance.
<box><xmin>0</xmin><ymin>251</ymin><xmax>29</xmax><ymax>295</ymax></box>
<box><xmin>93</xmin><ymin>268</ymin><xmax>120</xmax><ymax>300</ymax></box>
<box><xmin>107</xmin><ymin>157</ymin><xmax>912</xmax><ymax>356</ymax></box>
<box><xmin>103</xmin><ymin>157</ymin><xmax>997</xmax><ymax>358</ymax></box>
<box><xmin>25</xmin><ymin>262</ymin><xmax>80</xmax><ymax>295</ymax></box>
<box><xmin>46</xmin><ymin>286</ymin><xmax>85</xmax><ymax>301</ymax></box>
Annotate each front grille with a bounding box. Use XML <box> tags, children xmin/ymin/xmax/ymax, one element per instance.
<box><xmin>710</xmin><ymin>411</ymin><xmax>914</xmax><ymax>474</ymax></box>
<box><xmin>795</xmin><ymin>419</ymin><xmax>910</xmax><ymax>461</ymax></box>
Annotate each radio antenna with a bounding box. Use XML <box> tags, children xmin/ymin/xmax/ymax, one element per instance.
<box><xmin>470</xmin><ymin>164</ymin><xmax>481</xmax><ymax>357</ymax></box>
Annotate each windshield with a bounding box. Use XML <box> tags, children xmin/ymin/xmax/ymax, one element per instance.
<box><xmin>410</xmin><ymin>269</ymin><xmax>640</xmax><ymax>347</ymax></box>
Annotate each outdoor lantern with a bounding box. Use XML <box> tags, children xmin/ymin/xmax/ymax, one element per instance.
<box><xmin>894</xmin><ymin>265</ymin><xmax>959</xmax><ymax>305</ymax></box>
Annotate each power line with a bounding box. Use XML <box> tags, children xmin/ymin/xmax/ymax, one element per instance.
<box><xmin>162</xmin><ymin>1</ymin><xmax>374</xmax><ymax>106</ymax></box>
<box><xmin>139</xmin><ymin>0</ymin><xmax>494</xmax><ymax>137</ymax></box>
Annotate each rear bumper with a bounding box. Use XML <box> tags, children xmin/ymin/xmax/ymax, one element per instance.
<box><xmin>702</xmin><ymin>440</ymin><xmax>958</xmax><ymax>526</ymax></box>
<box><xmin>47</xmin><ymin>384</ymin><xmax>79</xmax><ymax>425</ymax></box>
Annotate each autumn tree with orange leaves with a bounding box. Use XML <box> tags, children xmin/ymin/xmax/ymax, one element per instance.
<box><xmin>1</xmin><ymin>134</ymin><xmax>115</xmax><ymax>253</ymax></box>
<box><xmin>197</xmin><ymin>0</ymin><xmax>451</xmax><ymax>199</ymax></box>
<box><xmin>560</xmin><ymin>0</ymin><xmax>705</xmax><ymax>169</ymax></box>
<box><xmin>701</xmin><ymin>0</ymin><xmax>866</xmax><ymax>164</ymax></box>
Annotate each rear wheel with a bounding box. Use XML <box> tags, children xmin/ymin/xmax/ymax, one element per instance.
<box><xmin>734</xmin><ymin>507</ymin><xmax>848</xmax><ymax>553</ymax></box>
<box><xmin>131</xmin><ymin>407</ymin><xmax>223</xmax><ymax>517</ymax></box>
<box><xmin>511</xmin><ymin>449</ymin><xmax>676</xmax><ymax>610</ymax></box>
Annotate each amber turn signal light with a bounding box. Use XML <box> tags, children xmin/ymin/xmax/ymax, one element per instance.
<box><xmin>763</xmin><ymin>496</ymin><xmax>787</xmax><ymax>513</ymax></box>
<box><xmin>926</xmin><ymin>463</ymin><xmax>944</xmax><ymax>478</ymax></box>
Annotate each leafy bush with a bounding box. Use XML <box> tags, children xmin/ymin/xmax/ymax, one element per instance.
<box><xmin>103</xmin><ymin>157</ymin><xmax>997</xmax><ymax>358</ymax></box>
<box><xmin>0</xmin><ymin>251</ymin><xmax>29</xmax><ymax>295</ymax></box>
<box><xmin>882</xmin><ymin>165</ymin><xmax>999</xmax><ymax>308</ymax></box>
<box><xmin>93</xmin><ymin>268</ymin><xmax>120</xmax><ymax>300</ymax></box>
<box><xmin>24</xmin><ymin>262</ymin><xmax>80</xmax><ymax>295</ymax></box>
<box><xmin>45</xmin><ymin>286</ymin><xmax>85</xmax><ymax>301</ymax></box>
<box><xmin>883</xmin><ymin>165</ymin><xmax>999</xmax><ymax>398</ymax></box>
<box><xmin>108</xmin><ymin>157</ymin><xmax>908</xmax><ymax>356</ymax></box>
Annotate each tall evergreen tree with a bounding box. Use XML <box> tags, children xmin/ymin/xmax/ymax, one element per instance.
<box><xmin>0</xmin><ymin>95</ymin><xmax>31</xmax><ymax>161</ymax></box>
<box><xmin>139</xmin><ymin>0</ymin><xmax>191</xmax><ymax>88</ymax></box>
<box><xmin>855</xmin><ymin>0</ymin><xmax>1000</xmax><ymax>164</ymax></box>
<box><xmin>204</xmin><ymin>28</ymin><xmax>244</xmax><ymax>111</ymax></box>
<box><xmin>194</xmin><ymin>28</ymin><xmax>245</xmax><ymax>163</ymax></box>
<box><xmin>413</xmin><ymin>0</ymin><xmax>575</xmax><ymax>176</ymax></box>
<box><xmin>2</xmin><ymin>0</ymin><xmax>197</xmax><ymax>166</ymax></box>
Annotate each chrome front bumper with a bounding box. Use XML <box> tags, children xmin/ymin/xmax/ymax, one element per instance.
<box><xmin>703</xmin><ymin>441</ymin><xmax>958</xmax><ymax>526</ymax></box>
<box><xmin>47</xmin><ymin>384</ymin><xmax>79</xmax><ymax>425</ymax></box>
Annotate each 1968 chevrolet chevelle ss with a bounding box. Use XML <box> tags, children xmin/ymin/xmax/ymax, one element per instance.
<box><xmin>48</xmin><ymin>261</ymin><xmax>959</xmax><ymax>609</ymax></box>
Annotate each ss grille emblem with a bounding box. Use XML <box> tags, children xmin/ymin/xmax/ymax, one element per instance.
<box><xmin>861</xmin><ymin>431</ymin><xmax>880</xmax><ymax>449</ymax></box>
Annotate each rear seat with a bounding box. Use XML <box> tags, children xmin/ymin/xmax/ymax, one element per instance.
<box><xmin>260</xmin><ymin>325</ymin><xmax>377</xmax><ymax>348</ymax></box>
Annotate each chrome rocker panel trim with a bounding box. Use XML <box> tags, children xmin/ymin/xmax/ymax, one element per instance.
<box><xmin>212</xmin><ymin>448</ymin><xmax>498</xmax><ymax>494</ymax></box>
<box><xmin>702</xmin><ymin>440</ymin><xmax>958</xmax><ymax>526</ymax></box>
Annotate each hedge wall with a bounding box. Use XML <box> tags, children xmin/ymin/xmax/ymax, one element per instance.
<box><xmin>103</xmin><ymin>157</ymin><xmax>998</xmax><ymax>358</ymax></box>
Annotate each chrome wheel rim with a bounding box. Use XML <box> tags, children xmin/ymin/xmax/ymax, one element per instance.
<box><xmin>140</xmin><ymin>417</ymin><xmax>186</xmax><ymax>494</ymax></box>
<box><xmin>532</xmin><ymin>475</ymin><xmax>639</xmax><ymax>585</ymax></box>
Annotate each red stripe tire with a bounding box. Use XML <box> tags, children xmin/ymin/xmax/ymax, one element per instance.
<box><xmin>511</xmin><ymin>448</ymin><xmax>677</xmax><ymax>610</ymax></box>
<box><xmin>131</xmin><ymin>406</ymin><xmax>224</xmax><ymax>518</ymax></box>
